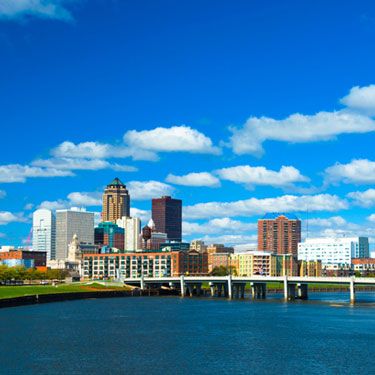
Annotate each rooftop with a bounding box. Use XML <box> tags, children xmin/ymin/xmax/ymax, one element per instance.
<box><xmin>107</xmin><ymin>177</ymin><xmax>126</xmax><ymax>187</ymax></box>
<box><xmin>261</xmin><ymin>212</ymin><xmax>299</xmax><ymax>220</ymax></box>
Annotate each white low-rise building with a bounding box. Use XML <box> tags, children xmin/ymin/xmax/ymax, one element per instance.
<box><xmin>298</xmin><ymin>237</ymin><xmax>369</xmax><ymax>266</ymax></box>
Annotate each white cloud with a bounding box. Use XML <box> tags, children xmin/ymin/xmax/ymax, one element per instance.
<box><xmin>52</xmin><ymin>126</ymin><xmax>219</xmax><ymax>162</ymax></box>
<box><xmin>308</xmin><ymin>216</ymin><xmax>347</xmax><ymax>228</ymax></box>
<box><xmin>216</xmin><ymin>165</ymin><xmax>309</xmax><ymax>188</ymax></box>
<box><xmin>50</xmin><ymin>141</ymin><xmax>156</xmax><ymax>161</ymax></box>
<box><xmin>0</xmin><ymin>164</ymin><xmax>74</xmax><ymax>183</ymax></box>
<box><xmin>184</xmin><ymin>194</ymin><xmax>348</xmax><ymax>220</ymax></box>
<box><xmin>0</xmin><ymin>211</ymin><xmax>26</xmax><ymax>225</ymax></box>
<box><xmin>325</xmin><ymin>159</ymin><xmax>375</xmax><ymax>185</ymax></box>
<box><xmin>166</xmin><ymin>172</ymin><xmax>220</xmax><ymax>187</ymax></box>
<box><xmin>24</xmin><ymin>203</ymin><xmax>34</xmax><ymax>210</ymax></box>
<box><xmin>127</xmin><ymin>180</ymin><xmax>174</xmax><ymax>200</ymax></box>
<box><xmin>130</xmin><ymin>208</ymin><xmax>150</xmax><ymax>222</ymax></box>
<box><xmin>348</xmin><ymin>189</ymin><xmax>375</xmax><ymax>207</ymax></box>
<box><xmin>367</xmin><ymin>214</ymin><xmax>375</xmax><ymax>222</ymax></box>
<box><xmin>183</xmin><ymin>217</ymin><xmax>256</xmax><ymax>236</ymax></box>
<box><xmin>0</xmin><ymin>157</ymin><xmax>136</xmax><ymax>185</ymax></box>
<box><xmin>197</xmin><ymin>234</ymin><xmax>258</xmax><ymax>247</ymax></box>
<box><xmin>340</xmin><ymin>85</ymin><xmax>375</xmax><ymax>116</ymax></box>
<box><xmin>38</xmin><ymin>191</ymin><xmax>102</xmax><ymax>210</ymax></box>
<box><xmin>124</xmin><ymin>126</ymin><xmax>220</xmax><ymax>156</ymax></box>
<box><xmin>67</xmin><ymin>192</ymin><xmax>102</xmax><ymax>207</ymax></box>
<box><xmin>32</xmin><ymin>157</ymin><xmax>137</xmax><ymax>172</ymax></box>
<box><xmin>0</xmin><ymin>0</ymin><xmax>75</xmax><ymax>21</ymax></box>
<box><xmin>38</xmin><ymin>199</ymin><xmax>69</xmax><ymax>211</ymax></box>
<box><xmin>234</xmin><ymin>243</ymin><xmax>258</xmax><ymax>253</ymax></box>
<box><xmin>229</xmin><ymin>111</ymin><xmax>375</xmax><ymax>156</ymax></box>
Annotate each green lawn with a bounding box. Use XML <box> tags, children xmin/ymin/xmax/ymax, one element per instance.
<box><xmin>0</xmin><ymin>283</ymin><xmax>128</xmax><ymax>299</ymax></box>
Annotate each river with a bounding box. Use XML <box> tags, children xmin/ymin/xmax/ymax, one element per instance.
<box><xmin>0</xmin><ymin>293</ymin><xmax>374</xmax><ymax>374</ymax></box>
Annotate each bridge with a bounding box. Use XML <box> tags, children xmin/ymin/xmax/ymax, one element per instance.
<box><xmin>122</xmin><ymin>275</ymin><xmax>375</xmax><ymax>303</ymax></box>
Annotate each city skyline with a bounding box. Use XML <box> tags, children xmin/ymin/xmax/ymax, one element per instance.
<box><xmin>1</xmin><ymin>1</ymin><xmax>375</xmax><ymax>251</ymax></box>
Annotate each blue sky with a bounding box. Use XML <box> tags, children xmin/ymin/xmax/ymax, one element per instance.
<box><xmin>1</xmin><ymin>0</ymin><xmax>375</xmax><ymax>251</ymax></box>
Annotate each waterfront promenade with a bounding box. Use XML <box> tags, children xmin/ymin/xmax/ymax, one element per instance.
<box><xmin>123</xmin><ymin>275</ymin><xmax>375</xmax><ymax>303</ymax></box>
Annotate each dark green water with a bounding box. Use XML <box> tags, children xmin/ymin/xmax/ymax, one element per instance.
<box><xmin>0</xmin><ymin>294</ymin><xmax>374</xmax><ymax>374</ymax></box>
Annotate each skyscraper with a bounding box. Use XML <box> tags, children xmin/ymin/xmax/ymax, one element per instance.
<box><xmin>117</xmin><ymin>216</ymin><xmax>141</xmax><ymax>251</ymax></box>
<box><xmin>152</xmin><ymin>196</ymin><xmax>182</xmax><ymax>241</ymax></box>
<box><xmin>102</xmin><ymin>178</ymin><xmax>130</xmax><ymax>223</ymax></box>
<box><xmin>258</xmin><ymin>213</ymin><xmax>301</xmax><ymax>256</ymax></box>
<box><xmin>32</xmin><ymin>209</ymin><xmax>56</xmax><ymax>260</ymax></box>
<box><xmin>55</xmin><ymin>208</ymin><xmax>94</xmax><ymax>260</ymax></box>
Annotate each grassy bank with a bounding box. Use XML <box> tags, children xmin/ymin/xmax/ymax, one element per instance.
<box><xmin>0</xmin><ymin>283</ymin><xmax>129</xmax><ymax>300</ymax></box>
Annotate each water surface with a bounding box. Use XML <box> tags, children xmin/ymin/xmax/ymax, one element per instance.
<box><xmin>0</xmin><ymin>294</ymin><xmax>374</xmax><ymax>374</ymax></box>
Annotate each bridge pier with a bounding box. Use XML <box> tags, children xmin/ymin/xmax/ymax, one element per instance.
<box><xmin>283</xmin><ymin>276</ymin><xmax>297</xmax><ymax>300</ymax></box>
<box><xmin>180</xmin><ymin>275</ymin><xmax>185</xmax><ymax>297</ymax></box>
<box><xmin>140</xmin><ymin>275</ymin><xmax>145</xmax><ymax>290</ymax></box>
<box><xmin>209</xmin><ymin>282</ymin><xmax>215</xmax><ymax>297</ymax></box>
<box><xmin>350</xmin><ymin>277</ymin><xmax>355</xmax><ymax>304</ymax></box>
<box><xmin>186</xmin><ymin>284</ymin><xmax>194</xmax><ymax>297</ymax></box>
<box><xmin>297</xmin><ymin>283</ymin><xmax>308</xmax><ymax>300</ymax></box>
<box><xmin>217</xmin><ymin>284</ymin><xmax>223</xmax><ymax>297</ymax></box>
<box><xmin>233</xmin><ymin>283</ymin><xmax>245</xmax><ymax>299</ymax></box>
<box><xmin>251</xmin><ymin>282</ymin><xmax>266</xmax><ymax>299</ymax></box>
<box><xmin>240</xmin><ymin>284</ymin><xmax>245</xmax><ymax>298</ymax></box>
<box><xmin>227</xmin><ymin>275</ymin><xmax>232</xmax><ymax>300</ymax></box>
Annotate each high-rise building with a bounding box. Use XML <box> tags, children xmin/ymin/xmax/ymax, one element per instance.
<box><xmin>258</xmin><ymin>213</ymin><xmax>301</xmax><ymax>256</ymax></box>
<box><xmin>298</xmin><ymin>237</ymin><xmax>370</xmax><ymax>266</ymax></box>
<box><xmin>152</xmin><ymin>196</ymin><xmax>182</xmax><ymax>241</ymax></box>
<box><xmin>95</xmin><ymin>222</ymin><xmax>125</xmax><ymax>250</ymax></box>
<box><xmin>55</xmin><ymin>208</ymin><xmax>94</xmax><ymax>260</ymax></box>
<box><xmin>102</xmin><ymin>178</ymin><xmax>130</xmax><ymax>223</ymax></box>
<box><xmin>32</xmin><ymin>209</ymin><xmax>56</xmax><ymax>260</ymax></box>
<box><xmin>117</xmin><ymin>216</ymin><xmax>141</xmax><ymax>251</ymax></box>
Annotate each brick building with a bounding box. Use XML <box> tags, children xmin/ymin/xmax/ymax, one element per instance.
<box><xmin>82</xmin><ymin>249</ymin><xmax>208</xmax><ymax>279</ymax></box>
<box><xmin>258</xmin><ymin>213</ymin><xmax>301</xmax><ymax>256</ymax></box>
<box><xmin>0</xmin><ymin>249</ymin><xmax>47</xmax><ymax>267</ymax></box>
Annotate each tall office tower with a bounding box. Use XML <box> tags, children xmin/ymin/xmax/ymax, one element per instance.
<box><xmin>55</xmin><ymin>208</ymin><xmax>94</xmax><ymax>260</ymax></box>
<box><xmin>258</xmin><ymin>213</ymin><xmax>301</xmax><ymax>256</ymax></box>
<box><xmin>117</xmin><ymin>216</ymin><xmax>141</xmax><ymax>251</ymax></box>
<box><xmin>32</xmin><ymin>209</ymin><xmax>56</xmax><ymax>260</ymax></box>
<box><xmin>95</xmin><ymin>222</ymin><xmax>125</xmax><ymax>250</ymax></box>
<box><xmin>152</xmin><ymin>196</ymin><xmax>182</xmax><ymax>241</ymax></box>
<box><xmin>102</xmin><ymin>178</ymin><xmax>130</xmax><ymax>223</ymax></box>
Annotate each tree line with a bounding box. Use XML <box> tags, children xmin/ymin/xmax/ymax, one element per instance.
<box><xmin>0</xmin><ymin>265</ymin><xmax>69</xmax><ymax>283</ymax></box>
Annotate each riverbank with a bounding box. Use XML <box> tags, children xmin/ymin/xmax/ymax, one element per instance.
<box><xmin>0</xmin><ymin>283</ymin><xmax>128</xmax><ymax>299</ymax></box>
<box><xmin>0</xmin><ymin>285</ymin><xmax>178</xmax><ymax>309</ymax></box>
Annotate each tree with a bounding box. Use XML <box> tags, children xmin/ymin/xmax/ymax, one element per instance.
<box><xmin>210</xmin><ymin>265</ymin><xmax>238</xmax><ymax>276</ymax></box>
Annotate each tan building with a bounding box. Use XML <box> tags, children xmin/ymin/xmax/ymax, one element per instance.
<box><xmin>299</xmin><ymin>260</ymin><xmax>322</xmax><ymax>277</ymax></box>
<box><xmin>233</xmin><ymin>251</ymin><xmax>273</xmax><ymax>276</ymax></box>
<box><xmin>102</xmin><ymin>178</ymin><xmax>130</xmax><ymax>223</ymax></box>
<box><xmin>190</xmin><ymin>240</ymin><xmax>207</xmax><ymax>253</ymax></box>
<box><xmin>208</xmin><ymin>252</ymin><xmax>232</xmax><ymax>273</ymax></box>
<box><xmin>207</xmin><ymin>244</ymin><xmax>234</xmax><ymax>254</ymax></box>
